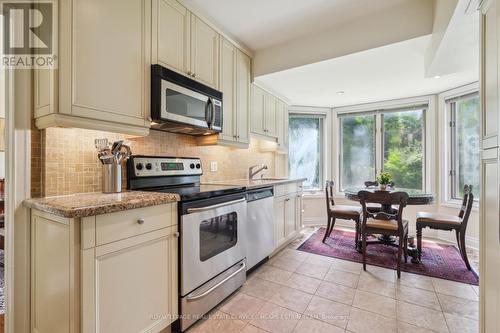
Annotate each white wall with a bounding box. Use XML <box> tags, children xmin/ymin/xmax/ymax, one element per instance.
<box><xmin>300</xmin><ymin>87</ymin><xmax>480</xmax><ymax>250</ymax></box>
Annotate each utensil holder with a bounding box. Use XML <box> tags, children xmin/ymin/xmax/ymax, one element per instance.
<box><xmin>102</xmin><ymin>164</ymin><xmax>122</xmax><ymax>193</ymax></box>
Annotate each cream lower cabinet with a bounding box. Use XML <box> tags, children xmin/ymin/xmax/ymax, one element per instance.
<box><xmin>31</xmin><ymin>204</ymin><xmax>178</xmax><ymax>333</ymax></box>
<box><xmin>35</xmin><ymin>0</ymin><xmax>152</xmax><ymax>136</ymax></box>
<box><xmin>273</xmin><ymin>181</ymin><xmax>304</xmax><ymax>250</ymax></box>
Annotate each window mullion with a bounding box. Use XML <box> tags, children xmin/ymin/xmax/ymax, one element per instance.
<box><xmin>375</xmin><ymin>113</ymin><xmax>383</xmax><ymax>176</ymax></box>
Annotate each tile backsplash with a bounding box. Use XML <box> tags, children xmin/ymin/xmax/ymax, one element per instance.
<box><xmin>33</xmin><ymin>127</ymin><xmax>284</xmax><ymax>197</ymax></box>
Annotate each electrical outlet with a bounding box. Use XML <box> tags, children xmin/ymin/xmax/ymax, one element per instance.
<box><xmin>210</xmin><ymin>161</ymin><xmax>218</xmax><ymax>172</ymax></box>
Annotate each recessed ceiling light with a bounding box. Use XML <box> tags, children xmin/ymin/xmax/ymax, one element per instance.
<box><xmin>433</xmin><ymin>75</ymin><xmax>441</xmax><ymax>79</ymax></box>
<box><xmin>336</xmin><ymin>91</ymin><xmax>345</xmax><ymax>95</ymax></box>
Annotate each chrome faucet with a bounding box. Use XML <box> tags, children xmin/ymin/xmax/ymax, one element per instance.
<box><xmin>249</xmin><ymin>164</ymin><xmax>268</xmax><ymax>180</ymax></box>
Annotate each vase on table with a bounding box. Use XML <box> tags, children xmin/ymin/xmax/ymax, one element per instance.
<box><xmin>379</xmin><ymin>184</ymin><xmax>387</xmax><ymax>191</ymax></box>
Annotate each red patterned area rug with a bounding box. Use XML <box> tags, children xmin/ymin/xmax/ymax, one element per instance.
<box><xmin>297</xmin><ymin>228</ymin><xmax>478</xmax><ymax>285</ymax></box>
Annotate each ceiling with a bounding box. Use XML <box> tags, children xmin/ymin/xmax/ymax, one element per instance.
<box><xmin>186</xmin><ymin>0</ymin><xmax>413</xmax><ymax>51</ymax></box>
<box><xmin>255</xmin><ymin>35</ymin><xmax>478</xmax><ymax>107</ymax></box>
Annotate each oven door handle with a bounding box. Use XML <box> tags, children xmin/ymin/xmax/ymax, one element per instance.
<box><xmin>186</xmin><ymin>198</ymin><xmax>246</xmax><ymax>213</ymax></box>
<box><xmin>186</xmin><ymin>261</ymin><xmax>246</xmax><ymax>301</ymax></box>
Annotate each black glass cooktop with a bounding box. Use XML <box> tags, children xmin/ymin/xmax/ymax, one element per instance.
<box><xmin>143</xmin><ymin>183</ymin><xmax>246</xmax><ymax>201</ymax></box>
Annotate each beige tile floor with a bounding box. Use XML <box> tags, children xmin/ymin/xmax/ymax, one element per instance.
<box><xmin>188</xmin><ymin>229</ymin><xmax>479</xmax><ymax>333</ymax></box>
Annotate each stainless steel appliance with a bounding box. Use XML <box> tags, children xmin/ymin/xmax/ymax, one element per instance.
<box><xmin>127</xmin><ymin>156</ymin><xmax>246</xmax><ymax>332</ymax></box>
<box><xmin>151</xmin><ymin>64</ymin><xmax>223</xmax><ymax>135</ymax></box>
<box><xmin>246</xmin><ymin>187</ymin><xmax>275</xmax><ymax>270</ymax></box>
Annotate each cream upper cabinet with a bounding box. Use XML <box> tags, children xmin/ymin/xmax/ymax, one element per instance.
<box><xmin>251</xmin><ymin>84</ymin><xmax>284</xmax><ymax>141</ymax></box>
<box><xmin>276</xmin><ymin>100</ymin><xmax>289</xmax><ymax>154</ymax></box>
<box><xmin>251</xmin><ymin>85</ymin><xmax>266</xmax><ymax>135</ymax></box>
<box><xmin>200</xmin><ymin>39</ymin><xmax>250</xmax><ymax>148</ymax></box>
<box><xmin>235</xmin><ymin>50</ymin><xmax>251</xmax><ymax>145</ymax></box>
<box><xmin>264</xmin><ymin>94</ymin><xmax>278</xmax><ymax>137</ymax></box>
<box><xmin>219</xmin><ymin>37</ymin><xmax>237</xmax><ymax>142</ymax></box>
<box><xmin>191</xmin><ymin>15</ymin><xmax>220</xmax><ymax>89</ymax></box>
<box><xmin>34</xmin><ymin>0</ymin><xmax>151</xmax><ymax>136</ymax></box>
<box><xmin>155</xmin><ymin>0</ymin><xmax>189</xmax><ymax>74</ymax></box>
<box><xmin>154</xmin><ymin>0</ymin><xmax>219</xmax><ymax>89</ymax></box>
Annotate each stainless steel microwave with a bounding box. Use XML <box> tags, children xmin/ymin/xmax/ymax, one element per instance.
<box><xmin>151</xmin><ymin>64</ymin><xmax>223</xmax><ymax>135</ymax></box>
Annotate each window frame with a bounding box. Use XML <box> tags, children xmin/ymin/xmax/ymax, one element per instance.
<box><xmin>447</xmin><ymin>92</ymin><xmax>480</xmax><ymax>202</ymax></box>
<box><xmin>288</xmin><ymin>113</ymin><xmax>326</xmax><ymax>192</ymax></box>
<box><xmin>334</xmin><ymin>95</ymin><xmax>435</xmax><ymax>195</ymax></box>
<box><xmin>438</xmin><ymin>82</ymin><xmax>479</xmax><ymax>209</ymax></box>
<box><xmin>338</xmin><ymin>113</ymin><xmax>377</xmax><ymax>191</ymax></box>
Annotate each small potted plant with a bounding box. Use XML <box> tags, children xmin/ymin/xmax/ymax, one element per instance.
<box><xmin>376</xmin><ymin>171</ymin><xmax>393</xmax><ymax>191</ymax></box>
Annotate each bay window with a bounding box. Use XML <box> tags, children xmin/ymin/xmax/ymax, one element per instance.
<box><xmin>339</xmin><ymin>106</ymin><xmax>427</xmax><ymax>191</ymax></box>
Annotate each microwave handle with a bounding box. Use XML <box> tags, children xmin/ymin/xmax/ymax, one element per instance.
<box><xmin>205</xmin><ymin>98</ymin><xmax>214</xmax><ymax>127</ymax></box>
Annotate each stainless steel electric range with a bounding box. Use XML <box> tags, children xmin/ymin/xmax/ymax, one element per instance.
<box><xmin>127</xmin><ymin>155</ymin><xmax>247</xmax><ymax>332</ymax></box>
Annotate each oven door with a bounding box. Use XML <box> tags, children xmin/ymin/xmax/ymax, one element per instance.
<box><xmin>161</xmin><ymin>79</ymin><xmax>212</xmax><ymax>129</ymax></box>
<box><xmin>180</xmin><ymin>195</ymin><xmax>247</xmax><ymax>296</ymax></box>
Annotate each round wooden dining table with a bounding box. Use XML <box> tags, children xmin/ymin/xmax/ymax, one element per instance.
<box><xmin>344</xmin><ymin>187</ymin><xmax>435</xmax><ymax>263</ymax></box>
<box><xmin>344</xmin><ymin>187</ymin><xmax>435</xmax><ymax>212</ymax></box>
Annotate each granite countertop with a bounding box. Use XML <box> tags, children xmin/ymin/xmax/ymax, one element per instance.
<box><xmin>24</xmin><ymin>191</ymin><xmax>180</xmax><ymax>218</ymax></box>
<box><xmin>203</xmin><ymin>178</ymin><xmax>307</xmax><ymax>190</ymax></box>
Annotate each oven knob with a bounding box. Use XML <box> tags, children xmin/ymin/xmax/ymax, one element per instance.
<box><xmin>136</xmin><ymin>163</ymin><xmax>143</xmax><ymax>170</ymax></box>
<box><xmin>146</xmin><ymin>163</ymin><xmax>152</xmax><ymax>170</ymax></box>
<box><xmin>196</xmin><ymin>163</ymin><xmax>201</xmax><ymax>169</ymax></box>
<box><xmin>190</xmin><ymin>163</ymin><xmax>195</xmax><ymax>169</ymax></box>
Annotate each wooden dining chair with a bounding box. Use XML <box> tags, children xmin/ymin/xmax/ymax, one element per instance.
<box><xmin>358</xmin><ymin>190</ymin><xmax>409</xmax><ymax>278</ymax></box>
<box><xmin>323</xmin><ymin>180</ymin><xmax>361</xmax><ymax>248</ymax></box>
<box><xmin>416</xmin><ymin>184</ymin><xmax>474</xmax><ymax>270</ymax></box>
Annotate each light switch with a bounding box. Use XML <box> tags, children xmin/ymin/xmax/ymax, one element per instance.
<box><xmin>210</xmin><ymin>161</ymin><xmax>218</xmax><ymax>172</ymax></box>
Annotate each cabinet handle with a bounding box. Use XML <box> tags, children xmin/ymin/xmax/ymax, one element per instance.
<box><xmin>174</xmin><ymin>231</ymin><xmax>180</xmax><ymax>238</ymax></box>
<box><xmin>137</xmin><ymin>218</ymin><xmax>145</xmax><ymax>225</ymax></box>
<box><xmin>237</xmin><ymin>135</ymin><xmax>240</xmax><ymax>139</ymax></box>
<box><xmin>187</xmin><ymin>71</ymin><xmax>192</xmax><ymax>76</ymax></box>
<box><xmin>192</xmin><ymin>73</ymin><xmax>197</xmax><ymax>78</ymax></box>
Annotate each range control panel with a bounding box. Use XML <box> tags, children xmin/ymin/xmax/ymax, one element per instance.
<box><xmin>131</xmin><ymin>156</ymin><xmax>202</xmax><ymax>177</ymax></box>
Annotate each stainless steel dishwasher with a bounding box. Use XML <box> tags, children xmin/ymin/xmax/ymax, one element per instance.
<box><xmin>246</xmin><ymin>186</ymin><xmax>275</xmax><ymax>270</ymax></box>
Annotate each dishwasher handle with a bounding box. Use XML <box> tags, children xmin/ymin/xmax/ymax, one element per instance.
<box><xmin>247</xmin><ymin>187</ymin><xmax>274</xmax><ymax>202</ymax></box>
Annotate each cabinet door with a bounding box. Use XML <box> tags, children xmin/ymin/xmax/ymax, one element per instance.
<box><xmin>273</xmin><ymin>197</ymin><xmax>286</xmax><ymax>247</ymax></box>
<box><xmin>71</xmin><ymin>0</ymin><xmax>150</xmax><ymax>126</ymax></box>
<box><xmin>264</xmin><ymin>93</ymin><xmax>277</xmax><ymax>137</ymax></box>
<box><xmin>295</xmin><ymin>193</ymin><xmax>303</xmax><ymax>231</ymax></box>
<box><xmin>236</xmin><ymin>50</ymin><xmax>251</xmax><ymax>144</ymax></box>
<box><xmin>284</xmin><ymin>196</ymin><xmax>296</xmax><ymax>239</ymax></box>
<box><xmin>219</xmin><ymin>37</ymin><xmax>237</xmax><ymax>142</ymax></box>
<box><xmin>480</xmin><ymin>2</ymin><xmax>500</xmax><ymax>332</ymax></box>
<box><xmin>155</xmin><ymin>0</ymin><xmax>190</xmax><ymax>75</ymax></box>
<box><xmin>83</xmin><ymin>227</ymin><xmax>178</xmax><ymax>333</ymax></box>
<box><xmin>251</xmin><ymin>85</ymin><xmax>266</xmax><ymax>135</ymax></box>
<box><xmin>191</xmin><ymin>15</ymin><xmax>219</xmax><ymax>89</ymax></box>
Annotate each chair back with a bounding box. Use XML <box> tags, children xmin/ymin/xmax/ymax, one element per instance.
<box><xmin>458</xmin><ymin>185</ymin><xmax>474</xmax><ymax>232</ymax></box>
<box><xmin>364</xmin><ymin>181</ymin><xmax>378</xmax><ymax>188</ymax></box>
<box><xmin>358</xmin><ymin>190</ymin><xmax>409</xmax><ymax>229</ymax></box>
<box><xmin>325</xmin><ymin>181</ymin><xmax>335</xmax><ymax>210</ymax></box>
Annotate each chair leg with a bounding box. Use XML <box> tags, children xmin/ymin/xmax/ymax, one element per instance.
<box><xmin>322</xmin><ymin>216</ymin><xmax>332</xmax><ymax>243</ymax></box>
<box><xmin>362</xmin><ymin>228</ymin><xmax>367</xmax><ymax>271</ymax></box>
<box><xmin>354</xmin><ymin>218</ymin><xmax>360</xmax><ymax>249</ymax></box>
<box><xmin>328</xmin><ymin>217</ymin><xmax>337</xmax><ymax>237</ymax></box>
<box><xmin>459</xmin><ymin>230</ymin><xmax>472</xmax><ymax>271</ymax></box>
<box><xmin>455</xmin><ymin>229</ymin><xmax>462</xmax><ymax>255</ymax></box>
<box><xmin>416</xmin><ymin>226</ymin><xmax>423</xmax><ymax>261</ymax></box>
<box><xmin>397</xmin><ymin>236</ymin><xmax>402</xmax><ymax>278</ymax></box>
<box><xmin>404</xmin><ymin>235</ymin><xmax>408</xmax><ymax>264</ymax></box>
